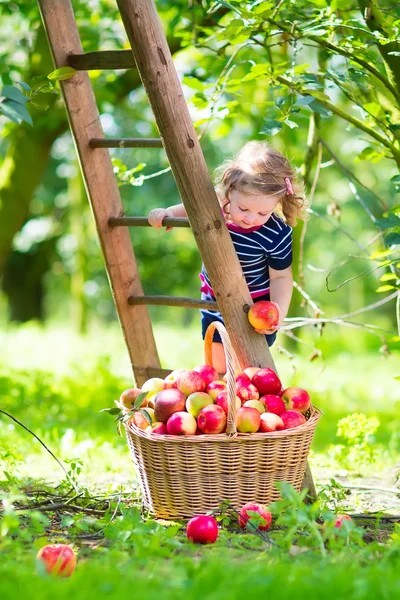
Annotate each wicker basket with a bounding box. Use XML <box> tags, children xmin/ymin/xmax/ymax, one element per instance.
<box><xmin>125</xmin><ymin>322</ymin><xmax>321</xmax><ymax>519</ymax></box>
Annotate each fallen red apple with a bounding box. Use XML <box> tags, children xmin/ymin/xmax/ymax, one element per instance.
<box><xmin>248</xmin><ymin>301</ymin><xmax>279</xmax><ymax>331</ymax></box>
<box><xmin>36</xmin><ymin>544</ymin><xmax>76</xmax><ymax>577</ymax></box>
<box><xmin>280</xmin><ymin>410</ymin><xmax>306</xmax><ymax>429</ymax></box>
<box><xmin>166</xmin><ymin>411</ymin><xmax>197</xmax><ymax>435</ymax></box>
<box><xmin>260</xmin><ymin>394</ymin><xmax>286</xmax><ymax>416</ymax></box>
<box><xmin>186</xmin><ymin>515</ymin><xmax>218</xmax><ymax>544</ymax></box>
<box><xmin>334</xmin><ymin>514</ymin><xmax>352</xmax><ymax>529</ymax></box>
<box><xmin>186</xmin><ymin>391</ymin><xmax>214</xmax><ymax>418</ymax></box>
<box><xmin>238</xmin><ymin>503</ymin><xmax>272</xmax><ymax>531</ymax></box>
<box><xmin>145</xmin><ymin>421</ymin><xmax>167</xmax><ymax>435</ymax></box>
<box><xmin>197</xmin><ymin>404</ymin><xmax>226</xmax><ymax>434</ymax></box>
<box><xmin>194</xmin><ymin>365</ymin><xmax>219</xmax><ymax>386</ymax></box>
<box><xmin>281</xmin><ymin>387</ymin><xmax>311</xmax><ymax>414</ymax></box>
<box><xmin>243</xmin><ymin>400</ymin><xmax>265</xmax><ymax>414</ymax></box>
<box><xmin>235</xmin><ymin>406</ymin><xmax>260</xmax><ymax>433</ymax></box>
<box><xmin>177</xmin><ymin>369</ymin><xmax>206</xmax><ymax>396</ymax></box>
<box><xmin>118</xmin><ymin>387</ymin><xmax>146</xmax><ymax>413</ymax></box>
<box><xmin>206</xmin><ymin>380</ymin><xmax>227</xmax><ymax>400</ymax></box>
<box><xmin>251</xmin><ymin>368</ymin><xmax>282</xmax><ymax>396</ymax></box>
<box><xmin>259</xmin><ymin>412</ymin><xmax>284</xmax><ymax>432</ymax></box>
<box><xmin>215</xmin><ymin>390</ymin><xmax>241</xmax><ymax>415</ymax></box>
<box><xmin>235</xmin><ymin>376</ymin><xmax>259</xmax><ymax>404</ymax></box>
<box><xmin>153</xmin><ymin>388</ymin><xmax>186</xmax><ymax>423</ymax></box>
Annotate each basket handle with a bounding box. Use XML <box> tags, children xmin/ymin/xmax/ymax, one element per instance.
<box><xmin>204</xmin><ymin>321</ymin><xmax>238</xmax><ymax>436</ymax></box>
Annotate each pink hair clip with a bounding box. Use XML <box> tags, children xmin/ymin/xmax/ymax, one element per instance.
<box><xmin>285</xmin><ymin>177</ymin><xmax>294</xmax><ymax>195</ymax></box>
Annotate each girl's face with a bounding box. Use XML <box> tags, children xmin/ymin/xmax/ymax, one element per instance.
<box><xmin>227</xmin><ymin>188</ymin><xmax>280</xmax><ymax>229</ymax></box>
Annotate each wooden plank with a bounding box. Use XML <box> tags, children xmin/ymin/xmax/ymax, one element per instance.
<box><xmin>128</xmin><ymin>295</ymin><xmax>218</xmax><ymax>310</ymax></box>
<box><xmin>117</xmin><ymin>0</ymin><xmax>276</xmax><ymax>372</ymax></box>
<box><xmin>108</xmin><ymin>216</ymin><xmax>190</xmax><ymax>228</ymax></box>
<box><xmin>68</xmin><ymin>49</ymin><xmax>136</xmax><ymax>70</ymax></box>
<box><xmin>38</xmin><ymin>0</ymin><xmax>161</xmax><ymax>387</ymax></box>
<box><xmin>90</xmin><ymin>137</ymin><xmax>163</xmax><ymax>148</ymax></box>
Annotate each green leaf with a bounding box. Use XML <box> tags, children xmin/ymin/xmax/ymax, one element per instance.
<box><xmin>391</xmin><ymin>174</ymin><xmax>400</xmax><ymax>184</ymax></box>
<box><xmin>369</xmin><ymin>248</ymin><xmax>394</xmax><ymax>260</ymax></box>
<box><xmin>48</xmin><ymin>66</ymin><xmax>77</xmax><ymax>81</ymax></box>
<box><xmin>139</xmin><ymin>409</ymin><xmax>152</xmax><ymax>425</ymax></box>
<box><xmin>100</xmin><ymin>406</ymin><xmax>121</xmax><ymax>415</ymax></box>
<box><xmin>30</xmin><ymin>96</ymin><xmax>50</xmax><ymax>111</ymax></box>
<box><xmin>385</xmin><ymin>232</ymin><xmax>400</xmax><ymax>246</ymax></box>
<box><xmin>376</xmin><ymin>214</ymin><xmax>400</xmax><ymax>230</ymax></box>
<box><xmin>1</xmin><ymin>85</ymin><xmax>28</xmax><ymax>104</ymax></box>
<box><xmin>308</xmin><ymin>100</ymin><xmax>332</xmax><ymax>118</ymax></box>
<box><xmin>296</xmin><ymin>95</ymin><xmax>315</xmax><ymax>106</ymax></box>
<box><xmin>0</xmin><ymin>99</ymin><xmax>33</xmax><ymax>125</ymax></box>
<box><xmin>376</xmin><ymin>285</ymin><xmax>396</xmax><ymax>292</ymax></box>
<box><xmin>260</xmin><ymin>119</ymin><xmax>282</xmax><ymax>136</ymax></box>
<box><xmin>183</xmin><ymin>76</ymin><xmax>206</xmax><ymax>92</ymax></box>
<box><xmin>380</xmin><ymin>273</ymin><xmax>398</xmax><ymax>282</ymax></box>
<box><xmin>284</xmin><ymin>118</ymin><xmax>298</xmax><ymax>129</ymax></box>
<box><xmin>134</xmin><ymin>392</ymin><xmax>149</xmax><ymax>410</ymax></box>
<box><xmin>18</xmin><ymin>82</ymin><xmax>31</xmax><ymax>92</ymax></box>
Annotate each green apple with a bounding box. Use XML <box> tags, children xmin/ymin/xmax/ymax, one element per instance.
<box><xmin>186</xmin><ymin>392</ymin><xmax>214</xmax><ymax>418</ymax></box>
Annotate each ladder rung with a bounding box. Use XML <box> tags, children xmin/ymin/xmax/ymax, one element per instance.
<box><xmin>90</xmin><ymin>138</ymin><xmax>163</xmax><ymax>148</ymax></box>
<box><xmin>68</xmin><ymin>50</ymin><xmax>136</xmax><ymax>71</ymax></box>
<box><xmin>109</xmin><ymin>217</ymin><xmax>190</xmax><ymax>228</ymax></box>
<box><xmin>135</xmin><ymin>367</ymin><xmax>173</xmax><ymax>379</ymax></box>
<box><xmin>128</xmin><ymin>295</ymin><xmax>218</xmax><ymax>310</ymax></box>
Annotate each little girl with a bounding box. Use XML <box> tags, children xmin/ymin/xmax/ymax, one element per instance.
<box><xmin>148</xmin><ymin>141</ymin><xmax>306</xmax><ymax>372</ymax></box>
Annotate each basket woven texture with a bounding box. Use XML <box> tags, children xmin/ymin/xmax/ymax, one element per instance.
<box><xmin>126</xmin><ymin>321</ymin><xmax>321</xmax><ymax>519</ymax></box>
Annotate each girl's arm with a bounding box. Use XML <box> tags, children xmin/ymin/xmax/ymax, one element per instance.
<box><xmin>255</xmin><ymin>266</ymin><xmax>293</xmax><ymax>334</ymax></box>
<box><xmin>148</xmin><ymin>203</ymin><xmax>187</xmax><ymax>229</ymax></box>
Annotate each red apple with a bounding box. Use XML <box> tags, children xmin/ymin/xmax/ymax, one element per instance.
<box><xmin>145</xmin><ymin>421</ymin><xmax>167</xmax><ymax>435</ymax></box>
<box><xmin>235</xmin><ymin>406</ymin><xmax>260</xmax><ymax>433</ymax></box>
<box><xmin>166</xmin><ymin>411</ymin><xmax>197</xmax><ymax>435</ymax></box>
<box><xmin>259</xmin><ymin>412</ymin><xmax>284</xmax><ymax>432</ymax></box>
<box><xmin>251</xmin><ymin>368</ymin><xmax>282</xmax><ymax>396</ymax></box>
<box><xmin>153</xmin><ymin>388</ymin><xmax>186</xmax><ymax>423</ymax></box>
<box><xmin>238</xmin><ymin>503</ymin><xmax>272</xmax><ymax>531</ymax></box>
<box><xmin>186</xmin><ymin>515</ymin><xmax>218</xmax><ymax>544</ymax></box>
<box><xmin>141</xmin><ymin>377</ymin><xmax>165</xmax><ymax>400</ymax></box>
<box><xmin>248</xmin><ymin>300</ymin><xmax>279</xmax><ymax>331</ymax></box>
<box><xmin>334</xmin><ymin>514</ymin><xmax>352</xmax><ymax>529</ymax></box>
<box><xmin>206</xmin><ymin>380</ymin><xmax>227</xmax><ymax>400</ymax></box>
<box><xmin>215</xmin><ymin>391</ymin><xmax>241</xmax><ymax>415</ymax></box>
<box><xmin>177</xmin><ymin>369</ymin><xmax>206</xmax><ymax>396</ymax></box>
<box><xmin>235</xmin><ymin>377</ymin><xmax>259</xmax><ymax>404</ymax></box>
<box><xmin>186</xmin><ymin>391</ymin><xmax>214</xmax><ymax>417</ymax></box>
<box><xmin>222</xmin><ymin>369</ymin><xmax>244</xmax><ymax>382</ymax></box>
<box><xmin>118</xmin><ymin>387</ymin><xmax>146</xmax><ymax>413</ymax></box>
<box><xmin>164</xmin><ymin>369</ymin><xmax>185</xmax><ymax>389</ymax></box>
<box><xmin>194</xmin><ymin>365</ymin><xmax>219</xmax><ymax>386</ymax></box>
<box><xmin>36</xmin><ymin>544</ymin><xmax>76</xmax><ymax>577</ymax></box>
<box><xmin>197</xmin><ymin>404</ymin><xmax>226</xmax><ymax>434</ymax></box>
<box><xmin>243</xmin><ymin>400</ymin><xmax>265</xmax><ymax>414</ymax></box>
<box><xmin>281</xmin><ymin>410</ymin><xmax>306</xmax><ymax>429</ymax></box>
<box><xmin>243</xmin><ymin>367</ymin><xmax>261</xmax><ymax>379</ymax></box>
<box><xmin>281</xmin><ymin>387</ymin><xmax>311</xmax><ymax>414</ymax></box>
<box><xmin>260</xmin><ymin>394</ymin><xmax>285</xmax><ymax>416</ymax></box>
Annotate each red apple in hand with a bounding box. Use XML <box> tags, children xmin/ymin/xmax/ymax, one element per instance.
<box><xmin>260</xmin><ymin>394</ymin><xmax>285</xmax><ymax>416</ymax></box>
<box><xmin>186</xmin><ymin>515</ymin><xmax>218</xmax><ymax>544</ymax></box>
<box><xmin>248</xmin><ymin>301</ymin><xmax>279</xmax><ymax>331</ymax></box>
<box><xmin>281</xmin><ymin>387</ymin><xmax>311</xmax><ymax>414</ymax></box>
<box><xmin>238</xmin><ymin>503</ymin><xmax>272</xmax><ymax>531</ymax></box>
<box><xmin>251</xmin><ymin>368</ymin><xmax>282</xmax><ymax>396</ymax></box>
<box><xmin>281</xmin><ymin>410</ymin><xmax>306</xmax><ymax>429</ymax></box>
<box><xmin>36</xmin><ymin>544</ymin><xmax>76</xmax><ymax>577</ymax></box>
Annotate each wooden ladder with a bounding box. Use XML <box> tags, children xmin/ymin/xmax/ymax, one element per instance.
<box><xmin>38</xmin><ymin>0</ymin><xmax>316</xmax><ymax>499</ymax></box>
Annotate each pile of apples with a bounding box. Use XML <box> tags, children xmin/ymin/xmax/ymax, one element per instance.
<box><xmin>118</xmin><ymin>364</ymin><xmax>311</xmax><ymax>436</ymax></box>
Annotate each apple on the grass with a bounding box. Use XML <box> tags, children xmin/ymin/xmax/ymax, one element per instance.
<box><xmin>186</xmin><ymin>515</ymin><xmax>218</xmax><ymax>544</ymax></box>
<box><xmin>260</xmin><ymin>394</ymin><xmax>285</xmax><ymax>416</ymax></box>
<box><xmin>166</xmin><ymin>411</ymin><xmax>197</xmax><ymax>435</ymax></box>
<box><xmin>153</xmin><ymin>388</ymin><xmax>186</xmax><ymax>423</ymax></box>
<box><xmin>251</xmin><ymin>368</ymin><xmax>282</xmax><ymax>396</ymax></box>
<box><xmin>235</xmin><ymin>406</ymin><xmax>260</xmax><ymax>433</ymax></box>
<box><xmin>248</xmin><ymin>300</ymin><xmax>279</xmax><ymax>331</ymax></box>
<box><xmin>145</xmin><ymin>421</ymin><xmax>167</xmax><ymax>435</ymax></box>
<box><xmin>281</xmin><ymin>387</ymin><xmax>311</xmax><ymax>414</ymax></box>
<box><xmin>177</xmin><ymin>370</ymin><xmax>206</xmax><ymax>396</ymax></box>
<box><xmin>186</xmin><ymin>392</ymin><xmax>214</xmax><ymax>418</ymax></box>
<box><xmin>235</xmin><ymin>376</ymin><xmax>259</xmax><ymax>404</ymax></box>
<box><xmin>243</xmin><ymin>400</ymin><xmax>265</xmax><ymax>414</ymax></box>
<box><xmin>164</xmin><ymin>369</ymin><xmax>185</xmax><ymax>389</ymax></box>
<box><xmin>197</xmin><ymin>404</ymin><xmax>226</xmax><ymax>434</ymax></box>
<box><xmin>118</xmin><ymin>387</ymin><xmax>146</xmax><ymax>413</ymax></box>
<box><xmin>259</xmin><ymin>412</ymin><xmax>284</xmax><ymax>432</ymax></box>
<box><xmin>206</xmin><ymin>379</ymin><xmax>227</xmax><ymax>400</ymax></box>
<box><xmin>36</xmin><ymin>544</ymin><xmax>76</xmax><ymax>577</ymax></box>
<box><xmin>334</xmin><ymin>514</ymin><xmax>352</xmax><ymax>529</ymax></box>
<box><xmin>280</xmin><ymin>410</ymin><xmax>306</xmax><ymax>429</ymax></box>
<box><xmin>238</xmin><ymin>503</ymin><xmax>272</xmax><ymax>531</ymax></box>
<box><xmin>194</xmin><ymin>365</ymin><xmax>219</xmax><ymax>386</ymax></box>
<box><xmin>215</xmin><ymin>391</ymin><xmax>241</xmax><ymax>415</ymax></box>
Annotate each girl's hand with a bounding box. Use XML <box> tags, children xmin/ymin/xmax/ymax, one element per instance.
<box><xmin>254</xmin><ymin>302</ymin><xmax>283</xmax><ymax>335</ymax></box>
<box><xmin>148</xmin><ymin>208</ymin><xmax>174</xmax><ymax>231</ymax></box>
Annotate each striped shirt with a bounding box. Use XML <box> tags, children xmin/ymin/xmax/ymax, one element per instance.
<box><xmin>200</xmin><ymin>213</ymin><xmax>292</xmax><ymax>299</ymax></box>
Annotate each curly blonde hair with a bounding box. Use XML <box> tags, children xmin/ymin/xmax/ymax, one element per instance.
<box><xmin>214</xmin><ymin>141</ymin><xmax>307</xmax><ymax>227</ymax></box>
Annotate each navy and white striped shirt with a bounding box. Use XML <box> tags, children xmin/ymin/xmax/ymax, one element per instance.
<box><xmin>200</xmin><ymin>213</ymin><xmax>292</xmax><ymax>299</ymax></box>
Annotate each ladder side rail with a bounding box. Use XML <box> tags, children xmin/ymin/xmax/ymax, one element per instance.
<box><xmin>38</xmin><ymin>0</ymin><xmax>161</xmax><ymax>386</ymax></box>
